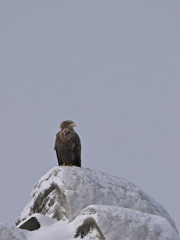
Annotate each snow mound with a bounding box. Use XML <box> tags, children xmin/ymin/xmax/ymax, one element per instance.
<box><xmin>17</xmin><ymin>166</ymin><xmax>178</xmax><ymax>234</ymax></box>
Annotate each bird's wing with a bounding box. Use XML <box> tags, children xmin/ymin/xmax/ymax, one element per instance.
<box><xmin>74</xmin><ymin>133</ymin><xmax>81</xmax><ymax>167</ymax></box>
<box><xmin>54</xmin><ymin>132</ymin><xmax>63</xmax><ymax>166</ymax></box>
<box><xmin>56</xmin><ymin>150</ymin><xmax>63</xmax><ymax>166</ymax></box>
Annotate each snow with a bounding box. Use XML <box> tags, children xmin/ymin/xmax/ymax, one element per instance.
<box><xmin>1</xmin><ymin>207</ymin><xmax>179</xmax><ymax>240</ymax></box>
<box><xmin>76</xmin><ymin>205</ymin><xmax>179</xmax><ymax>240</ymax></box>
<box><xmin>0</xmin><ymin>222</ymin><xmax>27</xmax><ymax>240</ymax></box>
<box><xmin>1</xmin><ymin>166</ymin><xmax>179</xmax><ymax>240</ymax></box>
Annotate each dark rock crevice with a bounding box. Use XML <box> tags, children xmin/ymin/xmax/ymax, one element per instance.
<box><xmin>32</xmin><ymin>182</ymin><xmax>70</xmax><ymax>221</ymax></box>
<box><xmin>18</xmin><ymin>217</ymin><xmax>40</xmax><ymax>231</ymax></box>
<box><xmin>74</xmin><ymin>217</ymin><xmax>105</xmax><ymax>240</ymax></box>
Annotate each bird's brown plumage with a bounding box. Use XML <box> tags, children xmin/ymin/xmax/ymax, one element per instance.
<box><xmin>54</xmin><ymin>120</ymin><xmax>81</xmax><ymax>167</ymax></box>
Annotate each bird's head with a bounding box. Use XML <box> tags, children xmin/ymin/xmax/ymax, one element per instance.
<box><xmin>60</xmin><ymin>120</ymin><xmax>76</xmax><ymax>130</ymax></box>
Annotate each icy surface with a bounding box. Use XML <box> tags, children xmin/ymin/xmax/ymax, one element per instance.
<box><xmin>2</xmin><ymin>166</ymin><xmax>179</xmax><ymax>240</ymax></box>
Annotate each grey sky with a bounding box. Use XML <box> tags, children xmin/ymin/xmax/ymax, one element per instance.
<box><xmin>0</xmin><ymin>1</ymin><xmax>180</xmax><ymax>231</ymax></box>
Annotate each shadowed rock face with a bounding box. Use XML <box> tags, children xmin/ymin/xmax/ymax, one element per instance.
<box><xmin>16</xmin><ymin>176</ymin><xmax>70</xmax><ymax>226</ymax></box>
<box><xmin>31</xmin><ymin>182</ymin><xmax>69</xmax><ymax>221</ymax></box>
<box><xmin>16</xmin><ymin>166</ymin><xmax>179</xmax><ymax>237</ymax></box>
<box><xmin>74</xmin><ymin>217</ymin><xmax>105</xmax><ymax>240</ymax></box>
<box><xmin>18</xmin><ymin>217</ymin><xmax>40</xmax><ymax>231</ymax></box>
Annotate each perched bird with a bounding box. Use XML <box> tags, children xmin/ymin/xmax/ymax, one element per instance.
<box><xmin>54</xmin><ymin>120</ymin><xmax>81</xmax><ymax>167</ymax></box>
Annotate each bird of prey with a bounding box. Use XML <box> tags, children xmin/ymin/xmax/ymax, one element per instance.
<box><xmin>54</xmin><ymin>120</ymin><xmax>81</xmax><ymax>167</ymax></box>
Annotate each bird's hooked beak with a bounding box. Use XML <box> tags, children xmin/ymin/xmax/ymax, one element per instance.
<box><xmin>70</xmin><ymin>122</ymin><xmax>76</xmax><ymax>127</ymax></box>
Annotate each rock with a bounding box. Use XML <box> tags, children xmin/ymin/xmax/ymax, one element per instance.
<box><xmin>0</xmin><ymin>222</ymin><xmax>27</xmax><ymax>240</ymax></box>
<box><xmin>74</xmin><ymin>205</ymin><xmax>179</xmax><ymax>240</ymax></box>
<box><xmin>15</xmin><ymin>166</ymin><xmax>179</xmax><ymax>239</ymax></box>
<box><xmin>18</xmin><ymin>217</ymin><xmax>40</xmax><ymax>231</ymax></box>
<box><xmin>14</xmin><ymin>207</ymin><xmax>180</xmax><ymax>240</ymax></box>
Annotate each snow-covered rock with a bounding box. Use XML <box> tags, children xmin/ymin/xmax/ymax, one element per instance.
<box><xmin>12</xmin><ymin>166</ymin><xmax>180</xmax><ymax>239</ymax></box>
<box><xmin>0</xmin><ymin>222</ymin><xmax>27</xmax><ymax>240</ymax></box>
<box><xmin>74</xmin><ymin>205</ymin><xmax>179</xmax><ymax>240</ymax></box>
<box><xmin>1</xmin><ymin>209</ymin><xmax>179</xmax><ymax>240</ymax></box>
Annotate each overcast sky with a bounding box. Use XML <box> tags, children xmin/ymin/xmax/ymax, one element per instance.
<box><xmin>0</xmin><ymin>0</ymin><xmax>180</xmax><ymax>232</ymax></box>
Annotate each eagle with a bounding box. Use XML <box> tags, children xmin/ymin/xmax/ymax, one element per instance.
<box><xmin>54</xmin><ymin>120</ymin><xmax>81</xmax><ymax>167</ymax></box>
